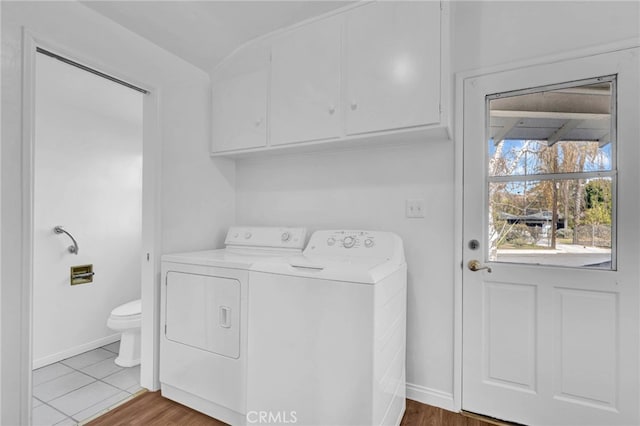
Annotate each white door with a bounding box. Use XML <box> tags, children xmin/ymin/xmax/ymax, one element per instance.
<box><xmin>462</xmin><ymin>48</ymin><xmax>640</xmax><ymax>425</ymax></box>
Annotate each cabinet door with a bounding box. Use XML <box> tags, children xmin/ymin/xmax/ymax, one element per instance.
<box><xmin>346</xmin><ymin>2</ymin><xmax>441</xmax><ymax>135</ymax></box>
<box><xmin>270</xmin><ymin>16</ymin><xmax>342</xmax><ymax>146</ymax></box>
<box><xmin>212</xmin><ymin>69</ymin><xmax>268</xmax><ymax>152</ymax></box>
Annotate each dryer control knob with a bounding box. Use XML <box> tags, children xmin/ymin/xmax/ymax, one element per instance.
<box><xmin>281</xmin><ymin>232</ymin><xmax>291</xmax><ymax>242</ymax></box>
<box><xmin>327</xmin><ymin>237</ymin><xmax>336</xmax><ymax>246</ymax></box>
<box><xmin>343</xmin><ymin>236</ymin><xmax>356</xmax><ymax>248</ymax></box>
<box><xmin>244</xmin><ymin>232</ymin><xmax>252</xmax><ymax>239</ymax></box>
<box><xmin>364</xmin><ymin>238</ymin><xmax>374</xmax><ymax>248</ymax></box>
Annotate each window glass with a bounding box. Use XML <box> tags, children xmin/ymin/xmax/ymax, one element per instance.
<box><xmin>487</xmin><ymin>77</ymin><xmax>615</xmax><ymax>269</ymax></box>
<box><xmin>489</xmin><ymin>140</ymin><xmax>612</xmax><ymax>177</ymax></box>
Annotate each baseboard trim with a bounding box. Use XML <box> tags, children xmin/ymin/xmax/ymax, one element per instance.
<box><xmin>406</xmin><ymin>383</ymin><xmax>455</xmax><ymax>412</ymax></box>
<box><xmin>33</xmin><ymin>333</ymin><xmax>121</xmax><ymax>369</ymax></box>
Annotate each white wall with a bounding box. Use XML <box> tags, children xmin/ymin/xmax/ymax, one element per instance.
<box><xmin>235</xmin><ymin>0</ymin><xmax>640</xmax><ymax>410</ymax></box>
<box><xmin>1</xmin><ymin>1</ymin><xmax>235</xmax><ymax>424</ymax></box>
<box><xmin>32</xmin><ymin>53</ymin><xmax>143</xmax><ymax>367</ymax></box>
<box><xmin>236</xmin><ymin>134</ymin><xmax>456</xmax><ymax>407</ymax></box>
<box><xmin>3</xmin><ymin>1</ymin><xmax>638</xmax><ymax>424</ymax></box>
<box><xmin>451</xmin><ymin>1</ymin><xmax>640</xmax><ymax>74</ymax></box>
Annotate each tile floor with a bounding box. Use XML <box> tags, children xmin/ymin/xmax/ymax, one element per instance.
<box><xmin>32</xmin><ymin>341</ymin><xmax>143</xmax><ymax>426</ymax></box>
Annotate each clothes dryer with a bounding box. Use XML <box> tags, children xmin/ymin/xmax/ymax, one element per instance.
<box><xmin>160</xmin><ymin>226</ymin><xmax>307</xmax><ymax>425</ymax></box>
<box><xmin>247</xmin><ymin>230</ymin><xmax>407</xmax><ymax>426</ymax></box>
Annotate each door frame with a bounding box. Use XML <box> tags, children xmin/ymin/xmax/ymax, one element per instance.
<box><xmin>453</xmin><ymin>37</ymin><xmax>640</xmax><ymax>413</ymax></box>
<box><xmin>19</xmin><ymin>30</ymin><xmax>162</xmax><ymax>423</ymax></box>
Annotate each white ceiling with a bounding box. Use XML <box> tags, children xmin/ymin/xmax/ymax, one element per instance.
<box><xmin>489</xmin><ymin>83</ymin><xmax>613</xmax><ymax>146</ymax></box>
<box><xmin>81</xmin><ymin>1</ymin><xmax>354</xmax><ymax>72</ymax></box>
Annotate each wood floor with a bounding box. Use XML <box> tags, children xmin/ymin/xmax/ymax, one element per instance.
<box><xmin>400</xmin><ymin>400</ymin><xmax>499</xmax><ymax>426</ymax></box>
<box><xmin>85</xmin><ymin>391</ymin><xmax>226</xmax><ymax>426</ymax></box>
<box><xmin>86</xmin><ymin>391</ymin><xmax>498</xmax><ymax>426</ymax></box>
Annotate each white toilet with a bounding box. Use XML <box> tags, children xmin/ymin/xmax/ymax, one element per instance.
<box><xmin>107</xmin><ymin>299</ymin><xmax>141</xmax><ymax>367</ymax></box>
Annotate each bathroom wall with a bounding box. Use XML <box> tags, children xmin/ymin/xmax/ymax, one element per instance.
<box><xmin>1</xmin><ymin>2</ymin><xmax>235</xmax><ymax>423</ymax></box>
<box><xmin>235</xmin><ymin>0</ymin><xmax>640</xmax><ymax>409</ymax></box>
<box><xmin>31</xmin><ymin>53</ymin><xmax>143</xmax><ymax>368</ymax></box>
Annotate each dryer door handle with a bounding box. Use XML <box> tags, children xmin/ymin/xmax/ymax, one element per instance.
<box><xmin>219</xmin><ymin>306</ymin><xmax>231</xmax><ymax>328</ymax></box>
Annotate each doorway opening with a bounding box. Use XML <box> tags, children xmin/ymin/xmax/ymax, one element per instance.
<box><xmin>31</xmin><ymin>49</ymin><xmax>145</xmax><ymax>425</ymax></box>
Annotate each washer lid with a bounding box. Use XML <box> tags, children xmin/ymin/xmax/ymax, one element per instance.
<box><xmin>112</xmin><ymin>299</ymin><xmax>141</xmax><ymax>317</ymax></box>
<box><xmin>251</xmin><ymin>255</ymin><xmax>404</xmax><ymax>284</ymax></box>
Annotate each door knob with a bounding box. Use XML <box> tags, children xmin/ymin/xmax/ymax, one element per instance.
<box><xmin>468</xmin><ymin>260</ymin><xmax>492</xmax><ymax>273</ymax></box>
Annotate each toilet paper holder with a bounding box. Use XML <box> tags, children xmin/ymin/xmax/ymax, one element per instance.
<box><xmin>70</xmin><ymin>264</ymin><xmax>94</xmax><ymax>285</ymax></box>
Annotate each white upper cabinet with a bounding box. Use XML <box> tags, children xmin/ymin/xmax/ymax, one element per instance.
<box><xmin>346</xmin><ymin>1</ymin><xmax>441</xmax><ymax>135</ymax></box>
<box><xmin>211</xmin><ymin>68</ymin><xmax>268</xmax><ymax>152</ymax></box>
<box><xmin>210</xmin><ymin>1</ymin><xmax>449</xmax><ymax>156</ymax></box>
<box><xmin>270</xmin><ymin>16</ymin><xmax>343</xmax><ymax>146</ymax></box>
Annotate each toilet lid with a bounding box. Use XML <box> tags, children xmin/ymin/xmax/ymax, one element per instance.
<box><xmin>111</xmin><ymin>299</ymin><xmax>141</xmax><ymax>317</ymax></box>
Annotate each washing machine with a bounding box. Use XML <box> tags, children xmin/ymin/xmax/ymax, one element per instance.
<box><xmin>160</xmin><ymin>226</ymin><xmax>307</xmax><ymax>425</ymax></box>
<box><xmin>247</xmin><ymin>230</ymin><xmax>407</xmax><ymax>426</ymax></box>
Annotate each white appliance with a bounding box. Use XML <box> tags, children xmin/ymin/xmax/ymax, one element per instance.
<box><xmin>247</xmin><ymin>230</ymin><xmax>407</xmax><ymax>426</ymax></box>
<box><xmin>160</xmin><ymin>226</ymin><xmax>307</xmax><ymax>425</ymax></box>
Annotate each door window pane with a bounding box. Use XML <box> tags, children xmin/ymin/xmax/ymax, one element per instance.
<box><xmin>486</xmin><ymin>77</ymin><xmax>616</xmax><ymax>269</ymax></box>
<box><xmin>489</xmin><ymin>178</ymin><xmax>612</xmax><ymax>268</ymax></box>
<box><xmin>489</xmin><ymin>140</ymin><xmax>612</xmax><ymax>177</ymax></box>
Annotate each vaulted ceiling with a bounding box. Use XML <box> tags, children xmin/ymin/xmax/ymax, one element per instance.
<box><xmin>81</xmin><ymin>1</ymin><xmax>353</xmax><ymax>72</ymax></box>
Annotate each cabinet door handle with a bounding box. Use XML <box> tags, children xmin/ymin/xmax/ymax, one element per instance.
<box><xmin>254</xmin><ymin>118</ymin><xmax>262</xmax><ymax>127</ymax></box>
<box><xmin>328</xmin><ymin>105</ymin><xmax>336</xmax><ymax>115</ymax></box>
<box><xmin>350</xmin><ymin>101</ymin><xmax>358</xmax><ymax>111</ymax></box>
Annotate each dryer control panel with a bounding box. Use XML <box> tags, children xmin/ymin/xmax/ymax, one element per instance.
<box><xmin>225</xmin><ymin>226</ymin><xmax>307</xmax><ymax>249</ymax></box>
<box><xmin>304</xmin><ymin>230</ymin><xmax>404</xmax><ymax>262</ymax></box>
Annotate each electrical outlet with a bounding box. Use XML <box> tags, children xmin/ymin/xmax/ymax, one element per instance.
<box><xmin>406</xmin><ymin>199</ymin><xmax>425</xmax><ymax>218</ymax></box>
